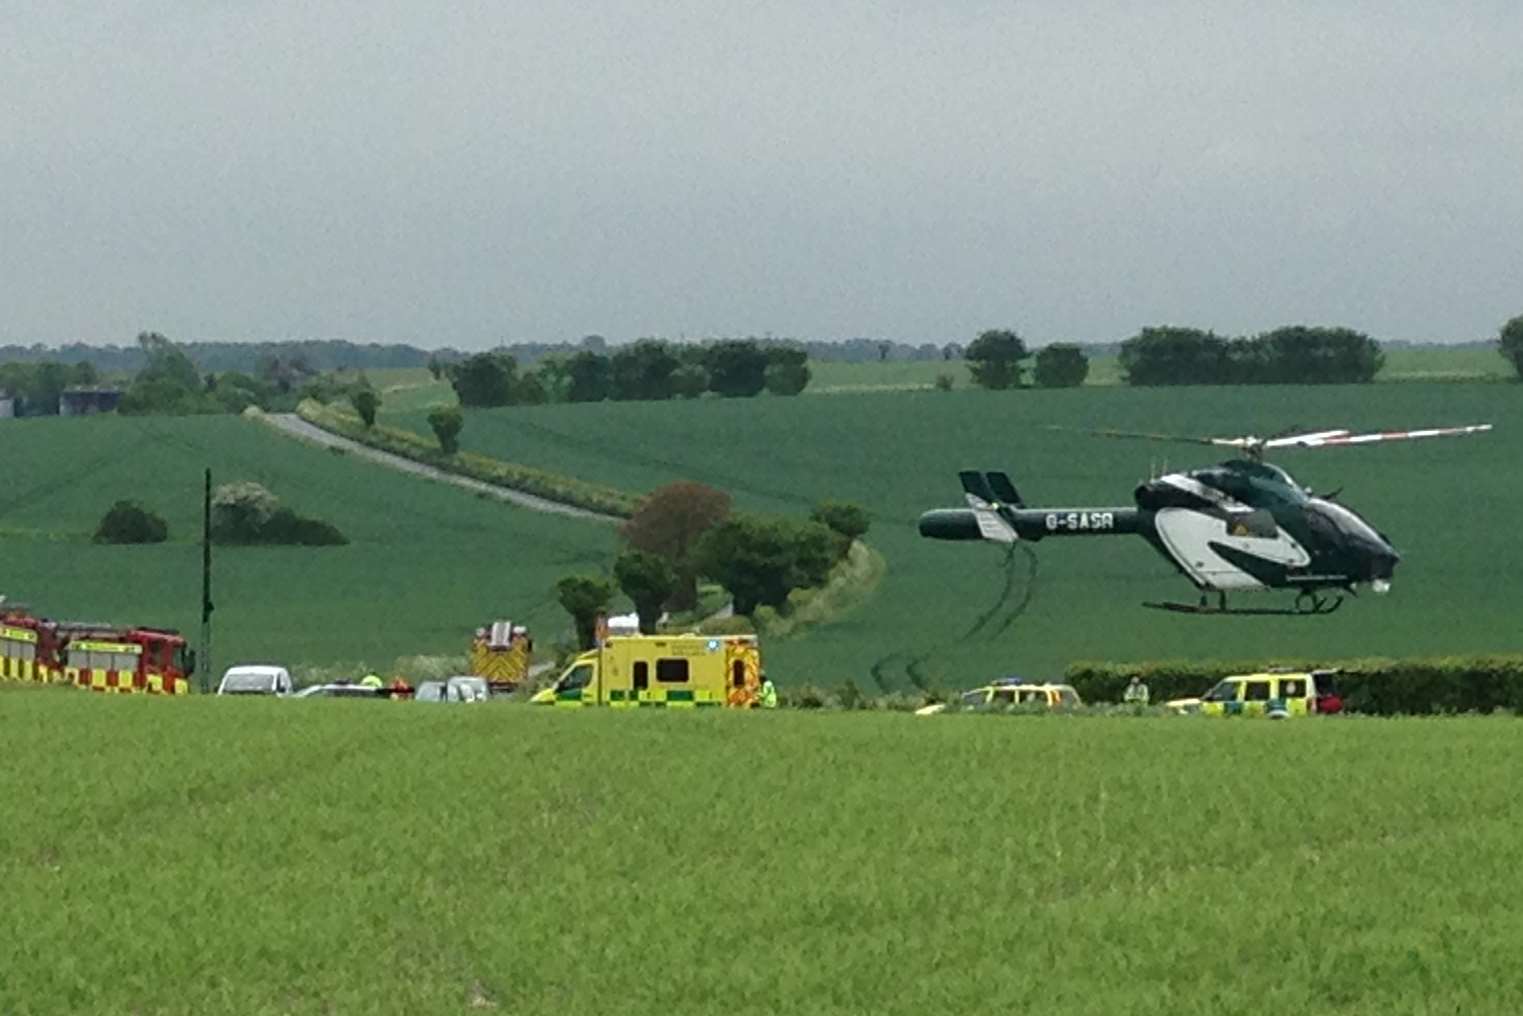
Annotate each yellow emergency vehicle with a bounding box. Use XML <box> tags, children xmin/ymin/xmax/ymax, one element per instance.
<box><xmin>915</xmin><ymin>679</ymin><xmax>1082</xmax><ymax>715</ymax></box>
<box><xmin>1165</xmin><ymin>670</ymin><xmax>1337</xmax><ymax>718</ymax></box>
<box><xmin>468</xmin><ymin>620</ymin><xmax>532</xmax><ymax>691</ymax></box>
<box><xmin>530</xmin><ymin>634</ymin><xmax>761</xmax><ymax>708</ymax></box>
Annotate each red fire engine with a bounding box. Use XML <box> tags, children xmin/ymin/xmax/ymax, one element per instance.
<box><xmin>1</xmin><ymin>606</ymin><xmax>195</xmax><ymax>695</ymax></box>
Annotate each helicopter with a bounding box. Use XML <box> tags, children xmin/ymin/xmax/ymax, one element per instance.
<box><xmin>918</xmin><ymin>424</ymin><xmax>1492</xmax><ymax>615</ymax></box>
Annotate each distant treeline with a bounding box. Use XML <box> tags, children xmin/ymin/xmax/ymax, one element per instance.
<box><xmin>442</xmin><ymin>338</ymin><xmax>811</xmax><ymax>407</ymax></box>
<box><xmin>1118</xmin><ymin>325</ymin><xmax>1384</xmax><ymax>385</ymax></box>
<box><xmin>0</xmin><ymin>335</ymin><xmax>1057</xmax><ymax>372</ymax></box>
<box><xmin>0</xmin><ymin>339</ymin><xmax>439</xmax><ymax>374</ymax></box>
<box><xmin>0</xmin><ymin>331</ymin><xmax>1506</xmax><ymax>377</ymax></box>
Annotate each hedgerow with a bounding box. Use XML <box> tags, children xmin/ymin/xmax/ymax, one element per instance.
<box><xmin>1065</xmin><ymin>655</ymin><xmax>1523</xmax><ymax>715</ymax></box>
<box><xmin>296</xmin><ymin>399</ymin><xmax>640</xmax><ymax>518</ymax></box>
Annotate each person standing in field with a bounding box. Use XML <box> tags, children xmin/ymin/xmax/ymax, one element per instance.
<box><xmin>1123</xmin><ymin>675</ymin><xmax>1150</xmax><ymax>707</ymax></box>
<box><xmin>758</xmin><ymin>672</ymin><xmax>778</xmax><ymax>709</ymax></box>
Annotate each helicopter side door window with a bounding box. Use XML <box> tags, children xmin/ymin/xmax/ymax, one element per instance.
<box><xmin>1226</xmin><ymin>510</ymin><xmax>1278</xmax><ymax>539</ymax></box>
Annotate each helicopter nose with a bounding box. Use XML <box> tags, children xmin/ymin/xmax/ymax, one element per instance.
<box><xmin>1369</xmin><ymin>545</ymin><xmax>1400</xmax><ymax>580</ymax></box>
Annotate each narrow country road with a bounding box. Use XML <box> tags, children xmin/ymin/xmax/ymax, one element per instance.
<box><xmin>261</xmin><ymin>413</ymin><xmax>622</xmax><ymax>524</ymax></box>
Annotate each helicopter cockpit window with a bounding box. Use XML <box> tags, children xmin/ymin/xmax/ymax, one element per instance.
<box><xmin>1225</xmin><ymin>510</ymin><xmax>1278</xmax><ymax>539</ymax></box>
<box><xmin>1306</xmin><ymin>499</ymin><xmax>1383</xmax><ymax>545</ymax></box>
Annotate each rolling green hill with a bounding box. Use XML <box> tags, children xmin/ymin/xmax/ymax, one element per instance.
<box><xmin>389</xmin><ymin>382</ymin><xmax>1522</xmax><ymax>691</ymax></box>
<box><xmin>0</xmin><ymin>414</ymin><xmax>615</xmax><ymax>679</ymax></box>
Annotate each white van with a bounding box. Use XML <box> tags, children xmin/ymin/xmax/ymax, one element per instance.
<box><xmin>216</xmin><ymin>665</ymin><xmax>294</xmax><ymax>696</ymax></box>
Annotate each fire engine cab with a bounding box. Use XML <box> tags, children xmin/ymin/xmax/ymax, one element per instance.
<box><xmin>0</xmin><ymin>611</ymin><xmax>63</xmax><ymax>684</ymax></box>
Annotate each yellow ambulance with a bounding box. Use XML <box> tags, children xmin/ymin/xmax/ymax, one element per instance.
<box><xmin>530</xmin><ymin>634</ymin><xmax>762</xmax><ymax>708</ymax></box>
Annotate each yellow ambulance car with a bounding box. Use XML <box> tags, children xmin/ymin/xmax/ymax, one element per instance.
<box><xmin>530</xmin><ymin>634</ymin><xmax>762</xmax><ymax>708</ymax></box>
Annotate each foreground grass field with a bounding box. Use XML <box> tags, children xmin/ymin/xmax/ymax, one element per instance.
<box><xmin>3</xmin><ymin>692</ymin><xmax>1522</xmax><ymax>1015</ymax></box>
<box><xmin>0</xmin><ymin>414</ymin><xmax>614</xmax><ymax>676</ymax></box>
<box><xmin>388</xmin><ymin>381</ymin><xmax>1523</xmax><ymax>689</ymax></box>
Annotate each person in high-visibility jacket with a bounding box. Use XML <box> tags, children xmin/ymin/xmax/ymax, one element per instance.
<box><xmin>758</xmin><ymin>673</ymin><xmax>778</xmax><ymax>709</ymax></box>
<box><xmin>359</xmin><ymin>673</ymin><xmax>384</xmax><ymax>689</ymax></box>
<box><xmin>1123</xmin><ymin>675</ymin><xmax>1150</xmax><ymax>706</ymax></box>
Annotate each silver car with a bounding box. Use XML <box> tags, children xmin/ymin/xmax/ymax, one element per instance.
<box><xmin>415</xmin><ymin>676</ymin><xmax>490</xmax><ymax>703</ymax></box>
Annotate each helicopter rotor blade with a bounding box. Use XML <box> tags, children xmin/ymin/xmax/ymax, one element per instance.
<box><xmin>1264</xmin><ymin>424</ymin><xmax>1491</xmax><ymax>450</ymax></box>
<box><xmin>1043</xmin><ymin>425</ymin><xmax>1228</xmax><ymax>449</ymax></box>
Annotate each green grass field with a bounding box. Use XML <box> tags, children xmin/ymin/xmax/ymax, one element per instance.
<box><xmin>3</xmin><ymin>693</ymin><xmax>1522</xmax><ymax>1015</ymax></box>
<box><xmin>388</xmin><ymin>382</ymin><xmax>1523</xmax><ymax>691</ymax></box>
<box><xmin>0</xmin><ymin>414</ymin><xmax>614</xmax><ymax>678</ymax></box>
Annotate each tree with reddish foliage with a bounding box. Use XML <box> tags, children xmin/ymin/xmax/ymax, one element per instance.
<box><xmin>620</xmin><ymin>482</ymin><xmax>732</xmax><ymax>610</ymax></box>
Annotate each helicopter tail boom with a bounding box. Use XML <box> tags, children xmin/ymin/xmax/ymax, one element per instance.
<box><xmin>919</xmin><ymin>505</ymin><xmax>1140</xmax><ymax>542</ymax></box>
<box><xmin>924</xmin><ymin>470</ymin><xmax>1139</xmax><ymax>543</ymax></box>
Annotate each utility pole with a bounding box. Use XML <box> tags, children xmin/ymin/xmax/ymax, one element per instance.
<box><xmin>200</xmin><ymin>468</ymin><xmax>213</xmax><ymax>693</ymax></box>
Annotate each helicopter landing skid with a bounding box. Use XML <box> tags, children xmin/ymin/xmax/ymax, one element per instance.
<box><xmin>1143</xmin><ymin>591</ymin><xmax>1345</xmax><ymax>617</ymax></box>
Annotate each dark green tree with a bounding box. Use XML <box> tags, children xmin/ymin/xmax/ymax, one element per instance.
<box><xmin>427</xmin><ymin>406</ymin><xmax>464</xmax><ymax>455</ymax></box>
<box><xmin>614</xmin><ymin>550</ymin><xmax>677</xmax><ymax>634</ymax></box>
<box><xmin>135</xmin><ymin>332</ymin><xmax>203</xmax><ymax>391</ymax></box>
<box><xmin>1118</xmin><ymin>326</ymin><xmax>1231</xmax><ymax>385</ymax></box>
<box><xmin>810</xmin><ymin>500</ymin><xmax>870</xmax><ymax>559</ymax></box>
<box><xmin>565</xmin><ymin>350</ymin><xmax>611</xmax><ymax>403</ymax></box>
<box><xmin>670</xmin><ymin>363</ymin><xmax>709</xmax><ymax>399</ymax></box>
<box><xmin>763</xmin><ymin>345</ymin><xmax>811</xmax><ymax>396</ymax></box>
<box><xmin>1255</xmin><ymin>326</ymin><xmax>1383</xmax><ymax>383</ymax></box>
<box><xmin>533</xmin><ymin>355</ymin><xmax>572</xmax><ymax>402</ymax></box>
<box><xmin>119</xmin><ymin>332</ymin><xmax>218</xmax><ymax>414</ymax></box>
<box><xmin>512</xmin><ymin>371</ymin><xmax>548</xmax><ymax>405</ymax></box>
<box><xmin>965</xmin><ymin>330</ymin><xmax>1029</xmax><ymax>390</ymax></box>
<box><xmin>556</xmin><ymin>574</ymin><xmax>615</xmax><ymax>649</ymax></box>
<box><xmin>448</xmin><ymin>352</ymin><xmax>517</xmax><ymax>407</ymax></box>
<box><xmin>1499</xmin><ymin>316</ymin><xmax>1523</xmax><ymax>379</ymax></box>
<box><xmin>609</xmin><ymin>339</ymin><xmax>680</xmax><ymax>401</ymax></box>
<box><xmin>694</xmin><ymin>515</ymin><xmax>837</xmax><ymax>616</ymax></box>
<box><xmin>1032</xmin><ymin>344</ymin><xmax>1090</xmax><ymax>388</ymax></box>
<box><xmin>351</xmin><ymin>387</ymin><xmax>380</xmax><ymax>428</ymax></box>
<box><xmin>704</xmin><ymin>339</ymin><xmax>770</xmax><ymax>397</ymax></box>
<box><xmin>93</xmin><ymin>501</ymin><xmax>168</xmax><ymax>544</ymax></box>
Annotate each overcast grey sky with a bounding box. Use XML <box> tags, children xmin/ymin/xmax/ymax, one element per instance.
<box><xmin>3</xmin><ymin>1</ymin><xmax>1520</xmax><ymax>349</ymax></box>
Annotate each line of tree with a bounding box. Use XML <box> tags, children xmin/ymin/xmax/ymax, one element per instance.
<box><xmin>0</xmin><ymin>339</ymin><xmax>448</xmax><ymax>374</ymax></box>
<box><xmin>0</xmin><ymin>334</ymin><xmax>1052</xmax><ymax>373</ymax></box>
<box><xmin>106</xmin><ymin>333</ymin><xmax>374</xmax><ymax>416</ymax></box>
<box><xmin>555</xmin><ymin>482</ymin><xmax>871</xmax><ymax>643</ymax></box>
<box><xmin>445</xmin><ymin>338</ymin><xmax>811</xmax><ymax>408</ymax></box>
<box><xmin>1118</xmin><ymin>325</ymin><xmax>1384</xmax><ymax>385</ymax></box>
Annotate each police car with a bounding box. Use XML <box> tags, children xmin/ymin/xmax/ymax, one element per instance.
<box><xmin>915</xmin><ymin>677</ymin><xmax>1083</xmax><ymax>716</ymax></box>
<box><xmin>1165</xmin><ymin>669</ymin><xmax>1341</xmax><ymax>718</ymax></box>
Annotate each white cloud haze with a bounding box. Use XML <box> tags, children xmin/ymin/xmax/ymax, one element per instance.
<box><xmin>2</xmin><ymin>1</ymin><xmax>1520</xmax><ymax>348</ymax></box>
